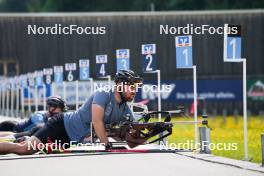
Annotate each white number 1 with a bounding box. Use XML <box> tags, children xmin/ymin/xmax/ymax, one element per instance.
<box><xmin>230</xmin><ymin>38</ymin><xmax>236</xmax><ymax>59</ymax></box>
<box><xmin>182</xmin><ymin>49</ymin><xmax>188</xmax><ymax>66</ymax></box>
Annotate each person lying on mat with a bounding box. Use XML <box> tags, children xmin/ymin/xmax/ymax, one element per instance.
<box><xmin>0</xmin><ymin>96</ymin><xmax>67</xmax><ymax>144</ymax></box>
<box><xmin>0</xmin><ymin>96</ymin><xmax>67</xmax><ymax>134</ymax></box>
<box><xmin>0</xmin><ymin>69</ymin><xmax>143</xmax><ymax>155</ymax></box>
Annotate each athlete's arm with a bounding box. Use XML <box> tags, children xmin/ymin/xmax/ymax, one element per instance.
<box><xmin>91</xmin><ymin>104</ymin><xmax>109</xmax><ymax>144</ymax></box>
<box><xmin>14</xmin><ymin>118</ymin><xmax>32</xmax><ymax>132</ymax></box>
<box><xmin>0</xmin><ymin>131</ymin><xmax>15</xmax><ymax>137</ymax></box>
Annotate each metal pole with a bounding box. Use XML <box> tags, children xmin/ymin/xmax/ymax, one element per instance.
<box><xmin>6</xmin><ymin>86</ymin><xmax>10</xmax><ymax>116</ymax></box>
<box><xmin>35</xmin><ymin>86</ymin><xmax>38</xmax><ymax>112</ymax></box>
<box><xmin>193</xmin><ymin>66</ymin><xmax>198</xmax><ymax>147</ymax></box>
<box><xmin>223</xmin><ymin>24</ymin><xmax>228</xmax><ymax>61</ymax></box>
<box><xmin>76</xmin><ymin>80</ymin><xmax>79</xmax><ymax>110</ymax></box>
<box><xmin>43</xmin><ymin>84</ymin><xmax>46</xmax><ymax>111</ymax></box>
<box><xmin>90</xmin><ymin>78</ymin><xmax>94</xmax><ymax>96</ymax></box>
<box><xmin>10</xmin><ymin>86</ymin><xmax>14</xmax><ymax>117</ymax></box>
<box><xmin>63</xmin><ymin>81</ymin><xmax>66</xmax><ymax>102</ymax></box>
<box><xmin>107</xmin><ymin>75</ymin><xmax>111</xmax><ymax>87</ymax></box>
<box><xmin>2</xmin><ymin>86</ymin><xmax>5</xmax><ymax>115</ymax></box>
<box><xmin>144</xmin><ymin>70</ymin><xmax>162</xmax><ymax>122</ymax></box>
<box><xmin>28</xmin><ymin>87</ymin><xmax>31</xmax><ymax>114</ymax></box>
<box><xmin>157</xmin><ymin>70</ymin><xmax>161</xmax><ymax>122</ymax></box>
<box><xmin>21</xmin><ymin>87</ymin><xmax>25</xmax><ymax>118</ymax></box>
<box><xmin>51</xmin><ymin>82</ymin><xmax>55</xmax><ymax>96</ymax></box>
<box><xmin>261</xmin><ymin>133</ymin><xmax>264</xmax><ymax>167</ymax></box>
<box><xmin>243</xmin><ymin>59</ymin><xmax>248</xmax><ymax>161</ymax></box>
<box><xmin>16</xmin><ymin>86</ymin><xmax>19</xmax><ymax>117</ymax></box>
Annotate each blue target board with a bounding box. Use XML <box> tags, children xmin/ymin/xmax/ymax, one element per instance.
<box><xmin>175</xmin><ymin>35</ymin><xmax>193</xmax><ymax>68</ymax></box>
<box><xmin>35</xmin><ymin>71</ymin><xmax>43</xmax><ymax>86</ymax></box>
<box><xmin>96</xmin><ymin>55</ymin><xmax>108</xmax><ymax>77</ymax></box>
<box><xmin>79</xmin><ymin>59</ymin><xmax>90</xmax><ymax>80</ymax></box>
<box><xmin>53</xmin><ymin>66</ymin><xmax>63</xmax><ymax>83</ymax></box>
<box><xmin>227</xmin><ymin>37</ymin><xmax>241</xmax><ymax>59</ymax></box>
<box><xmin>142</xmin><ymin>44</ymin><xmax>157</xmax><ymax>72</ymax></box>
<box><xmin>116</xmin><ymin>49</ymin><xmax>130</xmax><ymax>71</ymax></box>
<box><xmin>65</xmin><ymin>63</ymin><xmax>77</xmax><ymax>82</ymax></box>
<box><xmin>27</xmin><ymin>73</ymin><xmax>35</xmax><ymax>87</ymax></box>
<box><xmin>43</xmin><ymin>68</ymin><xmax>53</xmax><ymax>85</ymax></box>
<box><xmin>225</xmin><ymin>25</ymin><xmax>242</xmax><ymax>60</ymax></box>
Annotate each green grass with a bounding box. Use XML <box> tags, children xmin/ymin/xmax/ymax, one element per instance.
<box><xmin>165</xmin><ymin>115</ymin><xmax>264</xmax><ymax>163</ymax></box>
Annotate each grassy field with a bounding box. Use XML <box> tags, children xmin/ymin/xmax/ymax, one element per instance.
<box><xmin>166</xmin><ymin>115</ymin><xmax>264</xmax><ymax>163</ymax></box>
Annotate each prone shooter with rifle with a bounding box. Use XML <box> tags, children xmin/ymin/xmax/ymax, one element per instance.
<box><xmin>0</xmin><ymin>69</ymin><xmax>145</xmax><ymax>154</ymax></box>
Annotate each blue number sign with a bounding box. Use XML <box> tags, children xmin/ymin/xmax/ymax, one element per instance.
<box><xmin>96</xmin><ymin>55</ymin><xmax>108</xmax><ymax>77</ymax></box>
<box><xmin>35</xmin><ymin>71</ymin><xmax>43</xmax><ymax>86</ymax></box>
<box><xmin>175</xmin><ymin>35</ymin><xmax>193</xmax><ymax>68</ymax></box>
<box><xmin>116</xmin><ymin>49</ymin><xmax>130</xmax><ymax>71</ymax></box>
<box><xmin>226</xmin><ymin>25</ymin><xmax>241</xmax><ymax>59</ymax></box>
<box><xmin>53</xmin><ymin>66</ymin><xmax>63</xmax><ymax>83</ymax></box>
<box><xmin>79</xmin><ymin>59</ymin><xmax>90</xmax><ymax>80</ymax></box>
<box><xmin>65</xmin><ymin>63</ymin><xmax>77</xmax><ymax>82</ymax></box>
<box><xmin>142</xmin><ymin>44</ymin><xmax>156</xmax><ymax>72</ymax></box>
<box><xmin>43</xmin><ymin>68</ymin><xmax>53</xmax><ymax>85</ymax></box>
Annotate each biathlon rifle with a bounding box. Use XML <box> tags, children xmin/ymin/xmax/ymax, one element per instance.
<box><xmin>105</xmin><ymin>111</ymin><xmax>174</xmax><ymax>148</ymax></box>
<box><xmin>92</xmin><ymin>108</ymin><xmax>209</xmax><ymax>148</ymax></box>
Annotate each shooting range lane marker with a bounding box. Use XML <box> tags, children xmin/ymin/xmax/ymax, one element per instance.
<box><xmin>65</xmin><ymin>62</ymin><xmax>78</xmax><ymax>109</ymax></box>
<box><xmin>10</xmin><ymin>79</ymin><xmax>14</xmax><ymax>117</ymax></box>
<box><xmin>175</xmin><ymin>35</ymin><xmax>198</xmax><ymax>148</ymax></box>
<box><xmin>142</xmin><ymin>43</ymin><xmax>166</xmax><ymax>144</ymax></box>
<box><xmin>20</xmin><ymin>76</ymin><xmax>25</xmax><ymax>117</ymax></box>
<box><xmin>0</xmin><ymin>83</ymin><xmax>3</xmax><ymax>115</ymax></box>
<box><xmin>16</xmin><ymin>80</ymin><xmax>20</xmax><ymax>117</ymax></box>
<box><xmin>223</xmin><ymin>24</ymin><xmax>248</xmax><ymax>161</ymax></box>
<box><xmin>116</xmin><ymin>49</ymin><xmax>130</xmax><ymax>71</ymax></box>
<box><xmin>141</xmin><ymin>44</ymin><xmax>160</xmax><ymax>121</ymax></box>
<box><xmin>95</xmin><ymin>55</ymin><xmax>111</xmax><ymax>90</ymax></box>
<box><xmin>78</xmin><ymin>59</ymin><xmax>91</xmax><ymax>109</ymax></box>
<box><xmin>53</xmin><ymin>65</ymin><xmax>64</xmax><ymax>98</ymax></box>
<box><xmin>6</xmin><ymin>82</ymin><xmax>10</xmax><ymax>116</ymax></box>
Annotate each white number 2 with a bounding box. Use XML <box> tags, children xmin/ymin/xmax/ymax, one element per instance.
<box><xmin>146</xmin><ymin>55</ymin><xmax>153</xmax><ymax>71</ymax></box>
